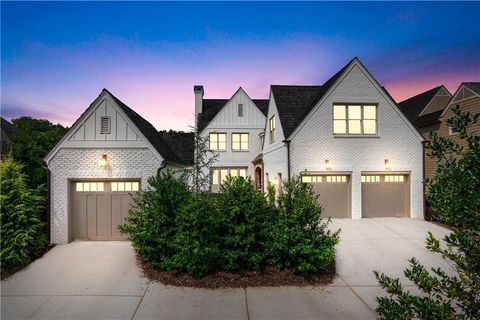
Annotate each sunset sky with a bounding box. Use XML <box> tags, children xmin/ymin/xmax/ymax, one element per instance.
<box><xmin>2</xmin><ymin>2</ymin><xmax>479</xmax><ymax>131</ymax></box>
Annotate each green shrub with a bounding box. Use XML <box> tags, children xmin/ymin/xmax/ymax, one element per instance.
<box><xmin>0</xmin><ymin>158</ymin><xmax>47</xmax><ymax>271</ymax></box>
<box><xmin>118</xmin><ymin>170</ymin><xmax>191</xmax><ymax>270</ymax></box>
<box><xmin>173</xmin><ymin>193</ymin><xmax>222</xmax><ymax>276</ymax></box>
<box><xmin>217</xmin><ymin>176</ymin><xmax>274</xmax><ymax>270</ymax></box>
<box><xmin>269</xmin><ymin>177</ymin><xmax>340</xmax><ymax>274</ymax></box>
<box><xmin>374</xmin><ymin>106</ymin><xmax>480</xmax><ymax>319</ymax></box>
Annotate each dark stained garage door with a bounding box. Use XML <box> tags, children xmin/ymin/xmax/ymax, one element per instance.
<box><xmin>71</xmin><ymin>181</ymin><xmax>139</xmax><ymax>240</ymax></box>
<box><xmin>361</xmin><ymin>174</ymin><xmax>410</xmax><ymax>218</ymax></box>
<box><xmin>302</xmin><ymin>174</ymin><xmax>351</xmax><ymax>218</ymax></box>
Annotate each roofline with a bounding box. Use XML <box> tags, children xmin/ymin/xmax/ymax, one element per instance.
<box><xmin>440</xmin><ymin>83</ymin><xmax>480</xmax><ymax>117</ymax></box>
<box><xmin>418</xmin><ymin>85</ymin><xmax>452</xmax><ymax>117</ymax></box>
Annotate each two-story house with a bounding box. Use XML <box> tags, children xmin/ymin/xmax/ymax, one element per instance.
<box><xmin>198</xmin><ymin>58</ymin><xmax>425</xmax><ymax>219</ymax></box>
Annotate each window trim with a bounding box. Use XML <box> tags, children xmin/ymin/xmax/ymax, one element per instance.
<box><xmin>448</xmin><ymin>126</ymin><xmax>459</xmax><ymax>135</ymax></box>
<box><xmin>100</xmin><ymin>116</ymin><xmax>111</xmax><ymax>134</ymax></box>
<box><xmin>208</xmin><ymin>132</ymin><xmax>227</xmax><ymax>151</ymax></box>
<box><xmin>231</xmin><ymin>132</ymin><xmax>249</xmax><ymax>151</ymax></box>
<box><xmin>269</xmin><ymin>115</ymin><xmax>276</xmax><ymax>143</ymax></box>
<box><xmin>332</xmin><ymin>103</ymin><xmax>378</xmax><ymax>136</ymax></box>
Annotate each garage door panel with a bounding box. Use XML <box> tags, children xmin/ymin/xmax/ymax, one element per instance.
<box><xmin>305</xmin><ymin>174</ymin><xmax>351</xmax><ymax>219</ymax></box>
<box><xmin>96</xmin><ymin>194</ymin><xmax>111</xmax><ymax>240</ymax></box>
<box><xmin>362</xmin><ymin>174</ymin><xmax>409</xmax><ymax>218</ymax></box>
<box><xmin>86</xmin><ymin>195</ymin><xmax>97</xmax><ymax>239</ymax></box>
<box><xmin>73</xmin><ymin>195</ymin><xmax>87</xmax><ymax>240</ymax></box>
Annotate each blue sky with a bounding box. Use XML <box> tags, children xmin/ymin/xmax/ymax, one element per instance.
<box><xmin>2</xmin><ymin>1</ymin><xmax>479</xmax><ymax>130</ymax></box>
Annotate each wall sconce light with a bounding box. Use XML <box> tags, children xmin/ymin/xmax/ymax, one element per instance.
<box><xmin>384</xmin><ymin>159</ymin><xmax>391</xmax><ymax>170</ymax></box>
<box><xmin>99</xmin><ymin>154</ymin><xmax>108</xmax><ymax>168</ymax></box>
<box><xmin>324</xmin><ymin>159</ymin><xmax>332</xmax><ymax>170</ymax></box>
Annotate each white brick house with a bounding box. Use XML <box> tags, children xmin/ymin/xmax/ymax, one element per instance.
<box><xmin>199</xmin><ymin>58</ymin><xmax>424</xmax><ymax>219</ymax></box>
<box><xmin>44</xmin><ymin>89</ymin><xmax>192</xmax><ymax>244</ymax></box>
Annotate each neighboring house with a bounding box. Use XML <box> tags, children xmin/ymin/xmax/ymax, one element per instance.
<box><xmin>399</xmin><ymin>83</ymin><xmax>480</xmax><ymax>180</ymax></box>
<box><xmin>197</xmin><ymin>58</ymin><xmax>424</xmax><ymax>220</ymax></box>
<box><xmin>195</xmin><ymin>86</ymin><xmax>269</xmax><ymax>192</ymax></box>
<box><xmin>0</xmin><ymin>117</ymin><xmax>18</xmax><ymax>159</ymax></box>
<box><xmin>44</xmin><ymin>89</ymin><xmax>193</xmax><ymax>244</ymax></box>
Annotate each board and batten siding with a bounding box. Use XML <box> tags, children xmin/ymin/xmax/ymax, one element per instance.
<box><xmin>201</xmin><ymin>88</ymin><xmax>266</xmax><ymax>180</ymax></box>
<box><xmin>288</xmin><ymin>63</ymin><xmax>424</xmax><ymax>219</ymax></box>
<box><xmin>424</xmin><ymin>96</ymin><xmax>480</xmax><ymax>180</ymax></box>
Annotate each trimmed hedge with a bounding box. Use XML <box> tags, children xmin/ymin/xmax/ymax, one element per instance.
<box><xmin>120</xmin><ymin>171</ymin><xmax>339</xmax><ymax>277</ymax></box>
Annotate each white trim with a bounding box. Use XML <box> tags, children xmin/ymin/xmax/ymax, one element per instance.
<box><xmin>440</xmin><ymin>84</ymin><xmax>480</xmax><ymax>117</ymax></box>
<box><xmin>44</xmin><ymin>91</ymin><xmax>165</xmax><ymax>165</ymax></box>
<box><xmin>288</xmin><ymin>59</ymin><xmax>425</xmax><ymax>142</ymax></box>
<box><xmin>418</xmin><ymin>86</ymin><xmax>452</xmax><ymax>117</ymax></box>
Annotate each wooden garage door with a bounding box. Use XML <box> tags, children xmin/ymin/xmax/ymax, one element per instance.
<box><xmin>361</xmin><ymin>174</ymin><xmax>410</xmax><ymax>218</ymax></box>
<box><xmin>302</xmin><ymin>174</ymin><xmax>351</xmax><ymax>218</ymax></box>
<box><xmin>71</xmin><ymin>181</ymin><xmax>139</xmax><ymax>240</ymax></box>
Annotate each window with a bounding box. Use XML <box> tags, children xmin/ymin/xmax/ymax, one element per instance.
<box><xmin>333</xmin><ymin>104</ymin><xmax>377</xmax><ymax>135</ymax></box>
<box><xmin>211</xmin><ymin>167</ymin><xmax>248</xmax><ymax>190</ymax></box>
<box><xmin>301</xmin><ymin>175</ymin><xmax>323</xmax><ymax>183</ymax></box>
<box><xmin>325</xmin><ymin>175</ymin><xmax>347</xmax><ymax>183</ymax></box>
<box><xmin>384</xmin><ymin>175</ymin><xmax>405</xmax><ymax>183</ymax></box>
<box><xmin>209</xmin><ymin>133</ymin><xmax>227</xmax><ymax>151</ymax></box>
<box><xmin>232</xmin><ymin>133</ymin><xmax>249</xmax><ymax>151</ymax></box>
<box><xmin>111</xmin><ymin>181</ymin><xmax>140</xmax><ymax>191</ymax></box>
<box><xmin>100</xmin><ymin>117</ymin><xmax>111</xmax><ymax>134</ymax></box>
<box><xmin>449</xmin><ymin>126</ymin><xmax>458</xmax><ymax>135</ymax></box>
<box><xmin>75</xmin><ymin>182</ymin><xmax>105</xmax><ymax>192</ymax></box>
<box><xmin>269</xmin><ymin>116</ymin><xmax>276</xmax><ymax>143</ymax></box>
<box><xmin>361</xmin><ymin>175</ymin><xmax>380</xmax><ymax>183</ymax></box>
<box><xmin>238</xmin><ymin>104</ymin><xmax>243</xmax><ymax>117</ymax></box>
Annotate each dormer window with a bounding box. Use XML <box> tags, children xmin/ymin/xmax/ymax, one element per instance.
<box><xmin>238</xmin><ymin>104</ymin><xmax>244</xmax><ymax>117</ymax></box>
<box><xmin>100</xmin><ymin>117</ymin><xmax>111</xmax><ymax>134</ymax></box>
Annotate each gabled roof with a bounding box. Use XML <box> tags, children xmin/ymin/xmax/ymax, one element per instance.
<box><xmin>0</xmin><ymin>117</ymin><xmax>18</xmax><ymax>143</ymax></box>
<box><xmin>271</xmin><ymin>58</ymin><xmax>353</xmax><ymax>139</ymax></box>
<box><xmin>414</xmin><ymin>110</ymin><xmax>444</xmax><ymax>127</ymax></box>
<box><xmin>158</xmin><ymin>131</ymin><xmax>194</xmax><ymax>166</ymax></box>
<box><xmin>196</xmin><ymin>89</ymin><xmax>269</xmax><ymax>133</ymax></box>
<box><xmin>397</xmin><ymin>86</ymin><xmax>444</xmax><ymax>123</ymax></box>
<box><xmin>463</xmin><ymin>82</ymin><xmax>480</xmax><ymax>95</ymax></box>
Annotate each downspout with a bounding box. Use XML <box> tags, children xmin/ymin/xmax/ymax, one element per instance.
<box><xmin>157</xmin><ymin>160</ymin><xmax>167</xmax><ymax>176</ymax></box>
<box><xmin>41</xmin><ymin>161</ymin><xmax>51</xmax><ymax>244</ymax></box>
<box><xmin>422</xmin><ymin>140</ymin><xmax>428</xmax><ymax>220</ymax></box>
<box><xmin>283</xmin><ymin>140</ymin><xmax>291</xmax><ymax>180</ymax></box>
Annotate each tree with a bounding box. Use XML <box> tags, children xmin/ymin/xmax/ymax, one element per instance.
<box><xmin>10</xmin><ymin>117</ymin><xmax>68</xmax><ymax>187</ymax></box>
<box><xmin>1</xmin><ymin>158</ymin><xmax>47</xmax><ymax>271</ymax></box>
<box><xmin>374</xmin><ymin>106</ymin><xmax>480</xmax><ymax>319</ymax></box>
<box><xmin>183</xmin><ymin>116</ymin><xmax>218</xmax><ymax>193</ymax></box>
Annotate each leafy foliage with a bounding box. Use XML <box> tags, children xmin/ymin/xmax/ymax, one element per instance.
<box><xmin>121</xmin><ymin>172</ymin><xmax>340</xmax><ymax>277</ymax></box>
<box><xmin>10</xmin><ymin>117</ymin><xmax>68</xmax><ymax>187</ymax></box>
<box><xmin>270</xmin><ymin>177</ymin><xmax>340</xmax><ymax>273</ymax></box>
<box><xmin>374</xmin><ymin>106</ymin><xmax>480</xmax><ymax>319</ymax></box>
<box><xmin>0</xmin><ymin>158</ymin><xmax>47</xmax><ymax>271</ymax></box>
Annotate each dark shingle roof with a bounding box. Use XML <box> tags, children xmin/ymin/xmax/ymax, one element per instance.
<box><xmin>415</xmin><ymin>110</ymin><xmax>444</xmax><ymax>127</ymax></box>
<box><xmin>464</xmin><ymin>82</ymin><xmax>480</xmax><ymax>95</ymax></box>
<box><xmin>1</xmin><ymin>117</ymin><xmax>18</xmax><ymax>144</ymax></box>
<box><xmin>398</xmin><ymin>86</ymin><xmax>443</xmax><ymax>123</ymax></box>
<box><xmin>105</xmin><ymin>89</ymin><xmax>190</xmax><ymax>166</ymax></box>
<box><xmin>158</xmin><ymin>131</ymin><xmax>194</xmax><ymax>165</ymax></box>
<box><xmin>197</xmin><ymin>96</ymin><xmax>269</xmax><ymax>133</ymax></box>
<box><xmin>271</xmin><ymin>58</ymin><xmax>353</xmax><ymax>139</ymax></box>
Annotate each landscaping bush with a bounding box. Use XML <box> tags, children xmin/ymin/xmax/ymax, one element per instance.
<box><xmin>0</xmin><ymin>158</ymin><xmax>47</xmax><ymax>271</ymax></box>
<box><xmin>374</xmin><ymin>106</ymin><xmax>480</xmax><ymax>319</ymax></box>
<box><xmin>118</xmin><ymin>170</ymin><xmax>191</xmax><ymax>270</ymax></box>
<box><xmin>216</xmin><ymin>176</ymin><xmax>274</xmax><ymax>270</ymax></box>
<box><xmin>269</xmin><ymin>177</ymin><xmax>340</xmax><ymax>274</ymax></box>
<box><xmin>121</xmin><ymin>172</ymin><xmax>340</xmax><ymax>277</ymax></box>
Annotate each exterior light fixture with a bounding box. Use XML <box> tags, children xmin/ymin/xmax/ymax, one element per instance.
<box><xmin>99</xmin><ymin>154</ymin><xmax>108</xmax><ymax>168</ymax></box>
<box><xmin>324</xmin><ymin>159</ymin><xmax>332</xmax><ymax>170</ymax></box>
<box><xmin>384</xmin><ymin>159</ymin><xmax>391</xmax><ymax>170</ymax></box>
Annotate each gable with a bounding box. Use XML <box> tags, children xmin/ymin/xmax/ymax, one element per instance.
<box><xmin>290</xmin><ymin>60</ymin><xmax>424</xmax><ymax>142</ymax></box>
<box><xmin>205</xmin><ymin>88</ymin><xmax>266</xmax><ymax>129</ymax></box>
<box><xmin>420</xmin><ymin>87</ymin><xmax>452</xmax><ymax>116</ymax></box>
<box><xmin>442</xmin><ymin>83</ymin><xmax>480</xmax><ymax>117</ymax></box>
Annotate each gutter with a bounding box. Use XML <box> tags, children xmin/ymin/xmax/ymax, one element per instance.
<box><xmin>41</xmin><ymin>161</ymin><xmax>51</xmax><ymax>244</ymax></box>
<box><xmin>283</xmin><ymin>140</ymin><xmax>291</xmax><ymax>180</ymax></box>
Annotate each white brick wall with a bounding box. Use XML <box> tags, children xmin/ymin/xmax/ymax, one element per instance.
<box><xmin>48</xmin><ymin>148</ymin><xmax>162</xmax><ymax>244</ymax></box>
<box><xmin>289</xmin><ymin>64</ymin><xmax>424</xmax><ymax>218</ymax></box>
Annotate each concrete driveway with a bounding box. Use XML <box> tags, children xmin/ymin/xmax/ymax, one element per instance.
<box><xmin>1</xmin><ymin>218</ymin><xmax>451</xmax><ymax>320</ymax></box>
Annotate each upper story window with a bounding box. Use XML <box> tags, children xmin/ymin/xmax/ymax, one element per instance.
<box><xmin>333</xmin><ymin>104</ymin><xmax>377</xmax><ymax>135</ymax></box>
<box><xmin>449</xmin><ymin>126</ymin><xmax>459</xmax><ymax>135</ymax></box>
<box><xmin>209</xmin><ymin>133</ymin><xmax>227</xmax><ymax>151</ymax></box>
<box><xmin>100</xmin><ymin>116</ymin><xmax>111</xmax><ymax>134</ymax></box>
<box><xmin>232</xmin><ymin>133</ymin><xmax>249</xmax><ymax>151</ymax></box>
<box><xmin>238</xmin><ymin>104</ymin><xmax>244</xmax><ymax>117</ymax></box>
<box><xmin>269</xmin><ymin>116</ymin><xmax>276</xmax><ymax>143</ymax></box>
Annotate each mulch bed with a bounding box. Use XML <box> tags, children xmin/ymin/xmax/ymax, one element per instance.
<box><xmin>138</xmin><ymin>257</ymin><xmax>336</xmax><ymax>289</ymax></box>
<box><xmin>1</xmin><ymin>245</ymin><xmax>55</xmax><ymax>280</ymax></box>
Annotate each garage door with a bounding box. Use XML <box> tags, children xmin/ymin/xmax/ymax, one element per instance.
<box><xmin>361</xmin><ymin>174</ymin><xmax>410</xmax><ymax>218</ymax></box>
<box><xmin>302</xmin><ymin>174</ymin><xmax>351</xmax><ymax>218</ymax></box>
<box><xmin>71</xmin><ymin>181</ymin><xmax>140</xmax><ymax>240</ymax></box>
